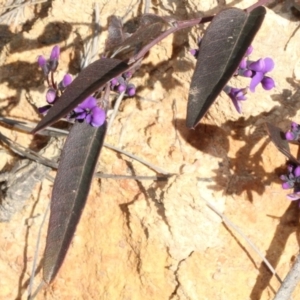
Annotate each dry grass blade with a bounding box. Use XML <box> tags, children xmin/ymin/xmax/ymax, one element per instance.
<box><xmin>0</xmin><ymin>0</ymin><xmax>47</xmax><ymax>26</ymax></box>
<box><xmin>204</xmin><ymin>197</ymin><xmax>282</xmax><ymax>285</ymax></box>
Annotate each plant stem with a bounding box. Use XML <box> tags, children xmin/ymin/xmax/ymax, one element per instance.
<box><xmin>273</xmin><ymin>252</ymin><xmax>300</xmax><ymax>300</ymax></box>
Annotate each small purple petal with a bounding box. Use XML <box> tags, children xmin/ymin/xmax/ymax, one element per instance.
<box><xmin>123</xmin><ymin>71</ymin><xmax>132</xmax><ymax>79</ymax></box>
<box><xmin>89</xmin><ymin>107</ymin><xmax>106</xmax><ymax>127</ymax></box>
<box><xmin>262</xmin><ymin>57</ymin><xmax>274</xmax><ymax>73</ymax></box>
<box><xmin>285</xmin><ymin>131</ymin><xmax>296</xmax><ymax>141</ymax></box>
<box><xmin>111</xmin><ymin>78</ymin><xmax>119</xmax><ymax>86</ymax></box>
<box><xmin>38</xmin><ymin>55</ymin><xmax>47</xmax><ymax>67</ymax></box>
<box><xmin>38</xmin><ymin>104</ymin><xmax>51</xmax><ymax>114</ymax></box>
<box><xmin>127</xmin><ymin>87</ymin><xmax>136</xmax><ymax>97</ymax></box>
<box><xmin>75</xmin><ymin>111</ymin><xmax>87</xmax><ymax>120</ymax></box>
<box><xmin>118</xmin><ymin>84</ymin><xmax>126</xmax><ymax>93</ymax></box>
<box><xmin>78</xmin><ymin>96</ymin><xmax>97</xmax><ymax>110</ymax></box>
<box><xmin>73</xmin><ymin>106</ymin><xmax>85</xmax><ymax>113</ymax></box>
<box><xmin>85</xmin><ymin>113</ymin><xmax>92</xmax><ymax>124</ymax></box>
<box><xmin>245</xmin><ymin>45</ymin><xmax>253</xmax><ymax>56</ymax></box>
<box><xmin>287</xmin><ymin>164</ymin><xmax>294</xmax><ymax>173</ymax></box>
<box><xmin>231</xmin><ymin>97</ymin><xmax>242</xmax><ymax>113</ymax></box>
<box><xmin>126</xmin><ymin>84</ymin><xmax>136</xmax><ymax>97</ymax></box>
<box><xmin>50</xmin><ymin>45</ymin><xmax>60</xmax><ymax>61</ymax></box>
<box><xmin>239</xmin><ymin>58</ymin><xmax>247</xmax><ymax>69</ymax></box>
<box><xmin>261</xmin><ymin>76</ymin><xmax>275</xmax><ymax>90</ymax></box>
<box><xmin>294</xmin><ymin>166</ymin><xmax>300</xmax><ymax>177</ymax></box>
<box><xmin>38</xmin><ymin>55</ymin><xmax>49</xmax><ymax>75</ymax></box>
<box><xmin>287</xmin><ymin>193</ymin><xmax>300</xmax><ymax>201</ymax></box>
<box><xmin>190</xmin><ymin>49</ymin><xmax>198</xmax><ymax>57</ymax></box>
<box><xmin>280</xmin><ymin>174</ymin><xmax>288</xmax><ymax>181</ymax></box>
<box><xmin>249</xmin><ymin>72</ymin><xmax>264</xmax><ymax>92</ymax></box>
<box><xmin>62</xmin><ymin>74</ymin><xmax>72</xmax><ymax>87</ymax></box>
<box><xmin>236</xmin><ymin>91</ymin><xmax>247</xmax><ymax>101</ymax></box>
<box><xmin>249</xmin><ymin>59</ymin><xmax>265</xmax><ymax>72</ymax></box>
<box><xmin>282</xmin><ymin>182</ymin><xmax>293</xmax><ymax>189</ymax></box>
<box><xmin>242</xmin><ymin>69</ymin><xmax>253</xmax><ymax>77</ymax></box>
<box><xmin>46</xmin><ymin>88</ymin><xmax>56</xmax><ymax>104</ymax></box>
<box><xmin>291</xmin><ymin>122</ymin><xmax>299</xmax><ymax>130</ymax></box>
<box><xmin>227</xmin><ymin>87</ymin><xmax>247</xmax><ymax>114</ymax></box>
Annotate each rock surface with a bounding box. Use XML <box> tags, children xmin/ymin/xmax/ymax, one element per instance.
<box><xmin>0</xmin><ymin>0</ymin><xmax>300</xmax><ymax>299</ymax></box>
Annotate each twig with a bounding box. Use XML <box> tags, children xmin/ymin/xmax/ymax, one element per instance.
<box><xmin>0</xmin><ymin>132</ymin><xmax>58</xmax><ymax>168</ymax></box>
<box><xmin>0</xmin><ymin>129</ymin><xmax>171</xmax><ymax>179</ymax></box>
<box><xmin>144</xmin><ymin>0</ymin><xmax>150</xmax><ymax>14</ymax></box>
<box><xmin>0</xmin><ymin>0</ymin><xmax>47</xmax><ymax>26</ymax></box>
<box><xmin>203</xmin><ymin>197</ymin><xmax>282</xmax><ymax>284</ymax></box>
<box><xmin>80</xmin><ymin>2</ymin><xmax>101</xmax><ymax>69</ymax></box>
<box><xmin>107</xmin><ymin>90</ymin><xmax>125</xmax><ymax>133</ymax></box>
<box><xmin>103</xmin><ymin>143</ymin><xmax>171</xmax><ymax>175</ymax></box>
<box><xmin>273</xmin><ymin>252</ymin><xmax>300</xmax><ymax>300</ymax></box>
<box><xmin>1</xmin><ymin>0</ymin><xmax>46</xmax><ymax>9</ymax></box>
<box><xmin>27</xmin><ymin>201</ymin><xmax>50</xmax><ymax>299</ymax></box>
<box><xmin>0</xmin><ymin>117</ymin><xmax>172</xmax><ymax>175</ymax></box>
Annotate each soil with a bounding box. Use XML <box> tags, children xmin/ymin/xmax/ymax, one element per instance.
<box><xmin>0</xmin><ymin>0</ymin><xmax>300</xmax><ymax>299</ymax></box>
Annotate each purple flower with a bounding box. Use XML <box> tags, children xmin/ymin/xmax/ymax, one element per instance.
<box><xmin>38</xmin><ymin>105</ymin><xmax>52</xmax><ymax>114</ymax></box>
<box><xmin>280</xmin><ymin>164</ymin><xmax>300</xmax><ymax>190</ymax></box>
<box><xmin>118</xmin><ymin>84</ymin><xmax>126</xmax><ymax>93</ymax></box>
<box><xmin>285</xmin><ymin>122</ymin><xmax>300</xmax><ymax>141</ymax></box>
<box><xmin>245</xmin><ymin>45</ymin><xmax>253</xmax><ymax>57</ymax></box>
<box><xmin>126</xmin><ymin>84</ymin><xmax>136</xmax><ymax>97</ymax></box>
<box><xmin>38</xmin><ymin>55</ymin><xmax>49</xmax><ymax>76</ymax></box>
<box><xmin>49</xmin><ymin>45</ymin><xmax>60</xmax><ymax>71</ymax></box>
<box><xmin>50</xmin><ymin>45</ymin><xmax>60</xmax><ymax>61</ymax></box>
<box><xmin>62</xmin><ymin>74</ymin><xmax>72</xmax><ymax>87</ymax></box>
<box><xmin>247</xmin><ymin>57</ymin><xmax>275</xmax><ymax>92</ymax></box>
<box><xmin>46</xmin><ymin>88</ymin><xmax>57</xmax><ymax>104</ymax></box>
<box><xmin>286</xmin><ymin>192</ymin><xmax>300</xmax><ymax>202</ymax></box>
<box><xmin>73</xmin><ymin>96</ymin><xmax>106</xmax><ymax>127</ymax></box>
<box><xmin>224</xmin><ymin>86</ymin><xmax>247</xmax><ymax>113</ymax></box>
<box><xmin>110</xmin><ymin>78</ymin><xmax>119</xmax><ymax>87</ymax></box>
<box><xmin>58</xmin><ymin>73</ymin><xmax>72</xmax><ymax>90</ymax></box>
<box><xmin>190</xmin><ymin>49</ymin><xmax>199</xmax><ymax>58</ymax></box>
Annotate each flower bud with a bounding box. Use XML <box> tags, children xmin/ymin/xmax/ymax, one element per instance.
<box><xmin>46</xmin><ymin>88</ymin><xmax>57</xmax><ymax>104</ymax></box>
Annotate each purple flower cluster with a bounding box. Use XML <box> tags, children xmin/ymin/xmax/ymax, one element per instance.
<box><xmin>285</xmin><ymin>122</ymin><xmax>300</xmax><ymax>141</ymax></box>
<box><xmin>280</xmin><ymin>163</ymin><xmax>300</xmax><ymax>204</ymax></box>
<box><xmin>224</xmin><ymin>45</ymin><xmax>275</xmax><ymax>113</ymax></box>
<box><xmin>37</xmin><ymin>45</ymin><xmax>106</xmax><ymax>127</ymax></box>
<box><xmin>279</xmin><ymin>122</ymin><xmax>300</xmax><ymax>204</ymax></box>
<box><xmin>190</xmin><ymin>44</ymin><xmax>275</xmax><ymax>113</ymax></box>
<box><xmin>110</xmin><ymin>71</ymin><xmax>136</xmax><ymax>97</ymax></box>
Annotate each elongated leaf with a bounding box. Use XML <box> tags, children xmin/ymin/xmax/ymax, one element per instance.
<box><xmin>105</xmin><ymin>16</ymin><xmax>126</xmax><ymax>51</ymax></box>
<box><xmin>265</xmin><ymin>122</ymin><xmax>300</xmax><ymax>164</ymax></box>
<box><xmin>186</xmin><ymin>7</ymin><xmax>266</xmax><ymax>128</ymax></box>
<box><xmin>116</xmin><ymin>19</ymin><xmax>164</xmax><ymax>54</ymax></box>
<box><xmin>43</xmin><ymin>121</ymin><xmax>107</xmax><ymax>284</ymax></box>
<box><xmin>32</xmin><ymin>58</ymin><xmax>128</xmax><ymax>133</ymax></box>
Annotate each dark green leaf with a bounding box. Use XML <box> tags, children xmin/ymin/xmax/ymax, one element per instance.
<box><xmin>32</xmin><ymin>58</ymin><xmax>128</xmax><ymax>133</ymax></box>
<box><xmin>115</xmin><ymin>17</ymin><xmax>165</xmax><ymax>54</ymax></box>
<box><xmin>186</xmin><ymin>7</ymin><xmax>266</xmax><ymax>128</ymax></box>
<box><xmin>105</xmin><ymin>16</ymin><xmax>126</xmax><ymax>52</ymax></box>
<box><xmin>42</xmin><ymin>121</ymin><xmax>107</xmax><ymax>284</ymax></box>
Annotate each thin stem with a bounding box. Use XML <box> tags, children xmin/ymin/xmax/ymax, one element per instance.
<box><xmin>204</xmin><ymin>197</ymin><xmax>282</xmax><ymax>284</ymax></box>
<box><xmin>94</xmin><ymin>173</ymin><xmax>171</xmax><ymax>180</ymax></box>
<box><xmin>0</xmin><ymin>119</ymin><xmax>172</xmax><ymax>175</ymax></box>
<box><xmin>50</xmin><ymin>70</ymin><xmax>56</xmax><ymax>89</ymax></box>
<box><xmin>273</xmin><ymin>252</ymin><xmax>300</xmax><ymax>300</ymax></box>
<box><xmin>129</xmin><ymin>17</ymin><xmax>212</xmax><ymax>64</ymax></box>
<box><xmin>245</xmin><ymin>0</ymin><xmax>273</xmax><ymax>13</ymax></box>
<box><xmin>103</xmin><ymin>143</ymin><xmax>171</xmax><ymax>175</ymax></box>
<box><xmin>28</xmin><ymin>201</ymin><xmax>50</xmax><ymax>299</ymax></box>
<box><xmin>107</xmin><ymin>90</ymin><xmax>125</xmax><ymax>133</ymax></box>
